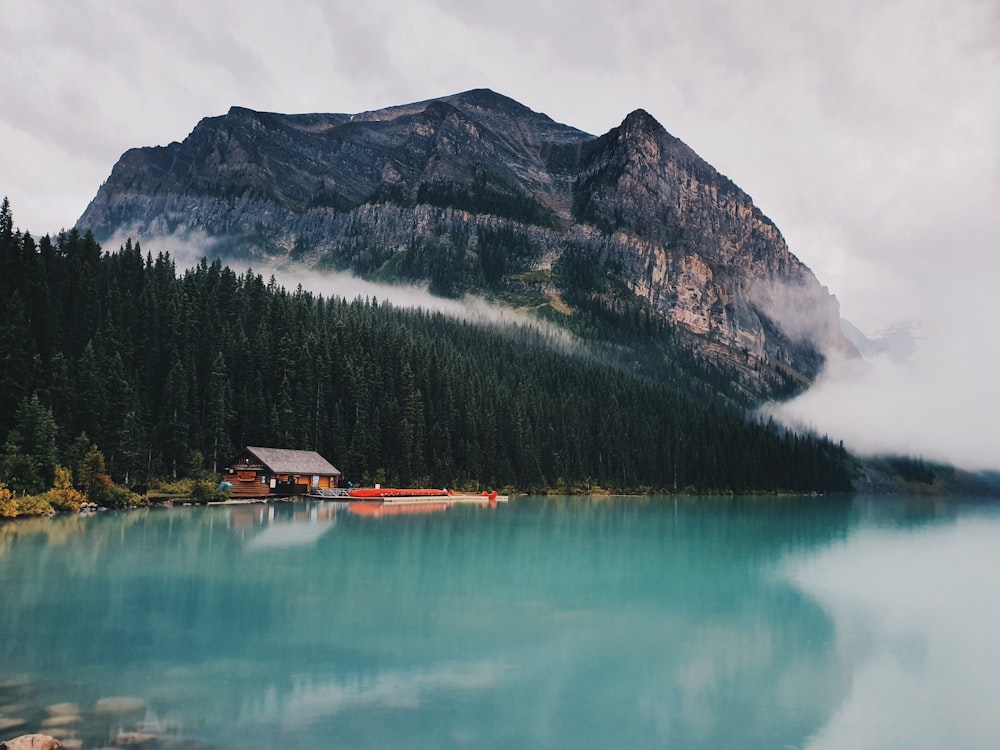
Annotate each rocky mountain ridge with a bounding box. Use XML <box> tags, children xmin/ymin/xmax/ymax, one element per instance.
<box><xmin>78</xmin><ymin>88</ymin><xmax>853</xmax><ymax>398</ymax></box>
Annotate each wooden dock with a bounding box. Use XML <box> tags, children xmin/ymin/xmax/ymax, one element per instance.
<box><xmin>212</xmin><ymin>490</ymin><xmax>510</xmax><ymax>507</ymax></box>
<box><xmin>344</xmin><ymin>493</ymin><xmax>508</xmax><ymax>518</ymax></box>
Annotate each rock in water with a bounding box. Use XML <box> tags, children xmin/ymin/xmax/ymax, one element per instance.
<box><xmin>0</xmin><ymin>735</ymin><xmax>62</xmax><ymax>750</ymax></box>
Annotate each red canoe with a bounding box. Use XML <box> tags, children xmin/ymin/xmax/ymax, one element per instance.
<box><xmin>347</xmin><ymin>488</ymin><xmax>453</xmax><ymax>499</ymax></box>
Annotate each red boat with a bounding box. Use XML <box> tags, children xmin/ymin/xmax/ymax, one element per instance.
<box><xmin>347</xmin><ymin>488</ymin><xmax>453</xmax><ymax>499</ymax></box>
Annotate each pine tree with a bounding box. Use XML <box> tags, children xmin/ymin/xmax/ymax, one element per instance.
<box><xmin>160</xmin><ymin>360</ymin><xmax>192</xmax><ymax>478</ymax></box>
<box><xmin>0</xmin><ymin>394</ymin><xmax>59</xmax><ymax>494</ymax></box>
<box><xmin>205</xmin><ymin>352</ymin><xmax>233</xmax><ymax>473</ymax></box>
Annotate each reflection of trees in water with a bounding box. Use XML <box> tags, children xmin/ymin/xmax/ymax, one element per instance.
<box><xmin>851</xmin><ymin>493</ymin><xmax>960</xmax><ymax>529</ymax></box>
<box><xmin>0</xmin><ymin>511</ymin><xmax>143</xmax><ymax>561</ymax></box>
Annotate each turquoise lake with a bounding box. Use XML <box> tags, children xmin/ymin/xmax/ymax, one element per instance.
<box><xmin>2</xmin><ymin>495</ymin><xmax>1000</xmax><ymax>749</ymax></box>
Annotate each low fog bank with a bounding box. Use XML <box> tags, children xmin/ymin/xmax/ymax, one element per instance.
<box><xmin>275</xmin><ymin>263</ymin><xmax>581</xmax><ymax>352</ymax></box>
<box><xmin>105</xmin><ymin>228</ymin><xmax>580</xmax><ymax>352</ymax></box>
<box><xmin>765</xmin><ymin>308</ymin><xmax>1000</xmax><ymax>472</ymax></box>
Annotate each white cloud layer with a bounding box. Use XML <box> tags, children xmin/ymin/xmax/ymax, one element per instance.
<box><xmin>768</xmin><ymin>338</ymin><xmax>1000</xmax><ymax>472</ymax></box>
<box><xmin>100</xmin><ymin>226</ymin><xmax>582</xmax><ymax>353</ymax></box>
<box><xmin>2</xmin><ymin>0</ymin><xmax>998</xmax><ymax>469</ymax></box>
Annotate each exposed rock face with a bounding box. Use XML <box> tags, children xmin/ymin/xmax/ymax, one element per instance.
<box><xmin>80</xmin><ymin>90</ymin><xmax>581</xmax><ymax>243</ymax></box>
<box><xmin>78</xmin><ymin>88</ymin><xmax>853</xmax><ymax>393</ymax></box>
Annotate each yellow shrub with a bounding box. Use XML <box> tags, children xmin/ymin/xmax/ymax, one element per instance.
<box><xmin>46</xmin><ymin>466</ymin><xmax>86</xmax><ymax>511</ymax></box>
<box><xmin>0</xmin><ymin>483</ymin><xmax>16</xmax><ymax>518</ymax></box>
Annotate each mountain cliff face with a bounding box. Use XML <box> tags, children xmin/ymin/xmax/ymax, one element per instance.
<box><xmin>78</xmin><ymin>88</ymin><xmax>852</xmax><ymax>397</ymax></box>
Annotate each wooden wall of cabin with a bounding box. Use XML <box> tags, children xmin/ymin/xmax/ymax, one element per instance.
<box><xmin>229</xmin><ymin>473</ymin><xmax>270</xmax><ymax>498</ymax></box>
<box><xmin>222</xmin><ymin>471</ymin><xmax>340</xmax><ymax>496</ymax></box>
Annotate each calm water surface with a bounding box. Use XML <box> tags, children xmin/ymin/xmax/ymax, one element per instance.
<box><xmin>1</xmin><ymin>495</ymin><xmax>999</xmax><ymax>749</ymax></box>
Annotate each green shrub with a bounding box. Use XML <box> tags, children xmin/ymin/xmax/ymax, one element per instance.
<box><xmin>150</xmin><ymin>478</ymin><xmax>196</xmax><ymax>496</ymax></box>
<box><xmin>100</xmin><ymin>485</ymin><xmax>144</xmax><ymax>509</ymax></box>
<box><xmin>190</xmin><ymin>479</ymin><xmax>227</xmax><ymax>504</ymax></box>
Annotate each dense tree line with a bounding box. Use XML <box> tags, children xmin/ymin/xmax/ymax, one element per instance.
<box><xmin>0</xmin><ymin>198</ymin><xmax>852</xmax><ymax>494</ymax></box>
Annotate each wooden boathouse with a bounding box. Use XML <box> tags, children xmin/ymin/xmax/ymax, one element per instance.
<box><xmin>222</xmin><ymin>446</ymin><xmax>342</xmax><ymax>499</ymax></box>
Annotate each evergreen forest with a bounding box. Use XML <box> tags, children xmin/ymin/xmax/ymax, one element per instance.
<box><xmin>0</xmin><ymin>198</ymin><xmax>853</xmax><ymax>503</ymax></box>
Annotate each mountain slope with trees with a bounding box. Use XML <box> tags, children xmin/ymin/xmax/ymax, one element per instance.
<box><xmin>77</xmin><ymin>89</ymin><xmax>856</xmax><ymax>400</ymax></box>
<box><xmin>0</xmin><ymin>199</ymin><xmax>853</xmax><ymax>499</ymax></box>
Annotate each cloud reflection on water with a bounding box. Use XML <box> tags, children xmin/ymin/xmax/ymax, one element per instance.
<box><xmin>786</xmin><ymin>512</ymin><xmax>1000</xmax><ymax>750</ymax></box>
<box><xmin>238</xmin><ymin>661</ymin><xmax>506</xmax><ymax>727</ymax></box>
<box><xmin>238</xmin><ymin>503</ymin><xmax>339</xmax><ymax>551</ymax></box>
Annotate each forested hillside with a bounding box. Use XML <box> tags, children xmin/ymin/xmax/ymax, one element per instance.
<box><xmin>0</xmin><ymin>199</ymin><xmax>852</xmax><ymax>495</ymax></box>
<box><xmin>78</xmin><ymin>90</ymin><xmax>855</xmax><ymax>398</ymax></box>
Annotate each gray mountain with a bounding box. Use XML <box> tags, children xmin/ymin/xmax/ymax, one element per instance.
<box><xmin>78</xmin><ymin>88</ymin><xmax>854</xmax><ymax>398</ymax></box>
<box><xmin>840</xmin><ymin>319</ymin><xmax>918</xmax><ymax>362</ymax></box>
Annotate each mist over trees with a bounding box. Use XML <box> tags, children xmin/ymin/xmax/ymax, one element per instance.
<box><xmin>0</xmin><ymin>198</ymin><xmax>852</xmax><ymax>495</ymax></box>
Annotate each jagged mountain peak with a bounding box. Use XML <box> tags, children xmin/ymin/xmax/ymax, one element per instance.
<box><xmin>620</xmin><ymin>107</ymin><xmax>664</xmax><ymax>133</ymax></box>
<box><xmin>602</xmin><ymin>107</ymin><xmax>709</xmax><ymax>171</ymax></box>
<box><xmin>226</xmin><ymin>105</ymin><xmax>258</xmax><ymax>117</ymax></box>
<box><xmin>443</xmin><ymin>87</ymin><xmax>539</xmax><ymax>114</ymax></box>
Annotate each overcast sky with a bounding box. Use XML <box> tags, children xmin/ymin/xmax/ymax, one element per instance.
<box><xmin>2</xmin><ymin>0</ymin><xmax>999</xmax><ymax>469</ymax></box>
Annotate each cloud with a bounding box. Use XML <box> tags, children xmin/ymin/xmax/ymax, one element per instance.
<box><xmin>748</xmin><ymin>277</ymin><xmax>848</xmax><ymax>356</ymax></box>
<box><xmin>7</xmin><ymin>0</ymin><xmax>995</xmax><ymax>330</ymax></box>
<box><xmin>766</xmin><ymin>203</ymin><xmax>1000</xmax><ymax>472</ymax></box>
<box><xmin>766</xmin><ymin>319</ymin><xmax>1000</xmax><ymax>472</ymax></box>
<box><xmin>3</xmin><ymin>0</ymin><xmax>999</xmax><ymax>470</ymax></box>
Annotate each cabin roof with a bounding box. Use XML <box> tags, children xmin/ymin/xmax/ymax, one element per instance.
<box><xmin>242</xmin><ymin>446</ymin><xmax>342</xmax><ymax>476</ymax></box>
